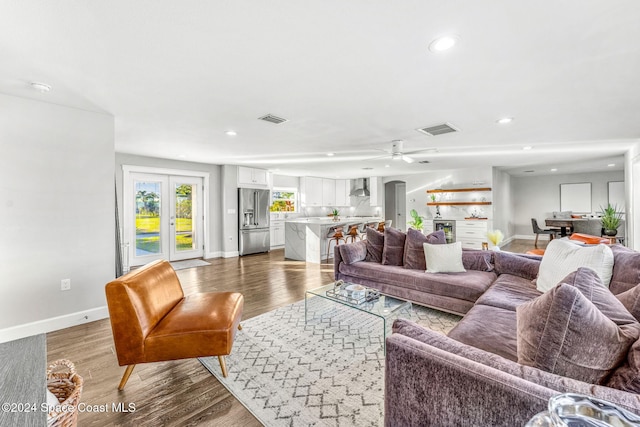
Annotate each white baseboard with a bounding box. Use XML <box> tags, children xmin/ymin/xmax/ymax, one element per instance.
<box><xmin>222</xmin><ymin>251</ymin><xmax>239</xmax><ymax>258</ymax></box>
<box><xmin>0</xmin><ymin>306</ymin><xmax>109</xmax><ymax>344</ymax></box>
<box><xmin>205</xmin><ymin>250</ymin><xmax>223</xmax><ymax>259</ymax></box>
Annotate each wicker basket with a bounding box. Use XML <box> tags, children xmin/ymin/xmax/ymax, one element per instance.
<box><xmin>46</xmin><ymin>359</ymin><xmax>83</xmax><ymax>427</ymax></box>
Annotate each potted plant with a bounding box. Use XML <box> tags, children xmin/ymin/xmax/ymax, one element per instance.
<box><xmin>487</xmin><ymin>229</ymin><xmax>504</xmax><ymax>251</ymax></box>
<box><xmin>407</xmin><ymin>209</ymin><xmax>424</xmax><ymax>231</ymax></box>
<box><xmin>330</xmin><ymin>208</ymin><xmax>340</xmax><ymax>221</ymax></box>
<box><xmin>600</xmin><ymin>203</ymin><xmax>622</xmax><ymax>236</ymax></box>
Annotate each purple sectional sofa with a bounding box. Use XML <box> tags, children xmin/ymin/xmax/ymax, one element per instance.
<box><xmin>332</xmin><ymin>229</ymin><xmax>640</xmax><ymax>426</ymax></box>
<box><xmin>334</xmin><ymin>228</ymin><xmax>498</xmax><ymax>315</ymax></box>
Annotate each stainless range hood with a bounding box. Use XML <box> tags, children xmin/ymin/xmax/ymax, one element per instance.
<box><xmin>350</xmin><ymin>178</ymin><xmax>370</xmax><ymax>197</ymax></box>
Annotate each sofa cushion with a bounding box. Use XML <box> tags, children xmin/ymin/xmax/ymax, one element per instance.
<box><xmin>338</xmin><ymin>261</ymin><xmax>496</xmax><ymax>303</ymax></box>
<box><xmin>609</xmin><ymin>244</ymin><xmax>640</xmax><ymax>295</ymax></box>
<box><xmin>607</xmin><ymin>338</ymin><xmax>640</xmax><ymax>393</ymax></box>
<box><xmin>424</xmin><ymin>242</ymin><xmax>466</xmax><ymax>273</ymax></box>
<box><xmin>382</xmin><ymin>227</ymin><xmax>406</xmax><ymax>266</ymax></box>
<box><xmin>475</xmin><ymin>274</ymin><xmax>542</xmax><ymax>312</ymax></box>
<box><xmin>364</xmin><ymin>228</ymin><xmax>384</xmax><ymax>263</ymax></box>
<box><xmin>403</xmin><ymin>229</ymin><xmax>446</xmax><ymax>270</ymax></box>
<box><xmin>338</xmin><ymin>241</ymin><xmax>367</xmax><ymax>265</ymax></box>
<box><xmin>448</xmin><ymin>304</ymin><xmax>518</xmax><ymax>361</ymax></box>
<box><xmin>516</xmin><ymin>283</ymin><xmax>640</xmax><ymax>384</ymax></box>
<box><xmin>617</xmin><ymin>285</ymin><xmax>640</xmax><ymax>322</ymax></box>
<box><xmin>493</xmin><ymin>251</ymin><xmax>540</xmax><ymax>281</ymax></box>
<box><xmin>394</xmin><ymin>319</ymin><xmax>640</xmax><ymax>410</ymax></box>
<box><xmin>560</xmin><ymin>268</ymin><xmax>639</xmax><ymax>325</ymax></box>
<box><xmin>461</xmin><ymin>250</ymin><xmax>494</xmax><ymax>272</ymax></box>
<box><xmin>536</xmin><ymin>239</ymin><xmax>614</xmax><ymax>292</ymax></box>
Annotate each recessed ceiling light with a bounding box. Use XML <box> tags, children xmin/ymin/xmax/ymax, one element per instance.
<box><xmin>496</xmin><ymin>117</ymin><xmax>513</xmax><ymax>124</ymax></box>
<box><xmin>523</xmin><ymin>146</ymin><xmax>533</xmax><ymax>150</ymax></box>
<box><xmin>177</xmin><ymin>154</ymin><xmax>187</xmax><ymax>159</ymax></box>
<box><xmin>30</xmin><ymin>82</ymin><xmax>51</xmax><ymax>93</ymax></box>
<box><xmin>362</xmin><ymin>167</ymin><xmax>373</xmax><ymax>170</ymax></box>
<box><xmin>385</xmin><ymin>164</ymin><xmax>390</xmax><ymax>168</ymax></box>
<box><xmin>550</xmin><ymin>168</ymin><xmax>558</xmax><ymax>172</ymax></box>
<box><xmin>225</xmin><ymin>130</ymin><xmax>237</xmax><ymax>136</ymax></box>
<box><xmin>429</xmin><ymin>35</ymin><xmax>459</xmax><ymax>52</ymax></box>
<box><xmin>327</xmin><ymin>152</ymin><xmax>335</xmax><ymax>157</ymax></box>
<box><xmin>608</xmin><ymin>163</ymin><xmax>616</xmax><ymax>167</ymax></box>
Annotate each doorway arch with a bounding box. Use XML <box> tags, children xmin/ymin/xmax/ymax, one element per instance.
<box><xmin>385</xmin><ymin>180</ymin><xmax>407</xmax><ymax>231</ymax></box>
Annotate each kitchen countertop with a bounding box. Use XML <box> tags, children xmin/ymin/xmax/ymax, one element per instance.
<box><xmin>285</xmin><ymin>216</ymin><xmax>381</xmax><ymax>225</ymax></box>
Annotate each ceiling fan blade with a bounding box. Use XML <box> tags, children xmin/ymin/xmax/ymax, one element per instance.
<box><xmin>403</xmin><ymin>148</ymin><xmax>438</xmax><ymax>156</ymax></box>
<box><xmin>402</xmin><ymin>155</ymin><xmax>416</xmax><ymax>163</ymax></box>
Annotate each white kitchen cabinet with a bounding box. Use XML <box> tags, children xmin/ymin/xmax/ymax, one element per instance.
<box><xmin>238</xmin><ymin>166</ymin><xmax>269</xmax><ymax>188</ymax></box>
<box><xmin>369</xmin><ymin>176</ymin><xmax>383</xmax><ymax>206</ymax></box>
<box><xmin>270</xmin><ymin>221</ymin><xmax>285</xmax><ymax>248</ymax></box>
<box><xmin>322</xmin><ymin>178</ymin><xmax>336</xmax><ymax>206</ymax></box>
<box><xmin>300</xmin><ymin>177</ymin><xmax>323</xmax><ymax>206</ymax></box>
<box><xmin>456</xmin><ymin>220</ymin><xmax>488</xmax><ymax>250</ymax></box>
<box><xmin>334</xmin><ymin>179</ymin><xmax>350</xmax><ymax>206</ymax></box>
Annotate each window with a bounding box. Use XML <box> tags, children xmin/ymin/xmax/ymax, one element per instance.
<box><xmin>270</xmin><ymin>188</ymin><xmax>297</xmax><ymax>212</ymax></box>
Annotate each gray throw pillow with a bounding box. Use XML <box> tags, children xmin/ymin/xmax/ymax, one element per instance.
<box><xmin>364</xmin><ymin>228</ymin><xmax>384</xmax><ymax>263</ymax></box>
<box><xmin>517</xmin><ymin>282</ymin><xmax>640</xmax><ymax>384</ymax></box>
<box><xmin>493</xmin><ymin>251</ymin><xmax>540</xmax><ymax>281</ymax></box>
<box><xmin>339</xmin><ymin>242</ymin><xmax>367</xmax><ymax>265</ymax></box>
<box><xmin>617</xmin><ymin>285</ymin><xmax>640</xmax><ymax>322</ymax></box>
<box><xmin>403</xmin><ymin>229</ymin><xmax>446</xmax><ymax>270</ymax></box>
<box><xmin>381</xmin><ymin>227</ymin><xmax>406</xmax><ymax>266</ymax></box>
<box><xmin>609</xmin><ymin>245</ymin><xmax>640</xmax><ymax>295</ymax></box>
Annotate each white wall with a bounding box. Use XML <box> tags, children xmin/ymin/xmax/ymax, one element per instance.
<box><xmin>492</xmin><ymin>168</ymin><xmax>514</xmax><ymax>240</ymax></box>
<box><xmin>626</xmin><ymin>142</ymin><xmax>640</xmax><ymax>249</ymax></box>
<box><xmin>0</xmin><ymin>94</ymin><xmax>115</xmax><ymax>340</ymax></box>
<box><xmin>114</xmin><ymin>153</ymin><xmax>222</xmax><ymax>257</ymax></box>
<box><xmin>384</xmin><ymin>167</ymin><xmax>494</xmax><ymax>225</ymax></box>
<box><xmin>221</xmin><ymin>165</ymin><xmax>239</xmax><ymax>257</ymax></box>
<box><xmin>511</xmin><ymin>170</ymin><xmax>624</xmax><ymax>237</ymax></box>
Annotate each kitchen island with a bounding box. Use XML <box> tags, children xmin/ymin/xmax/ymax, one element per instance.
<box><xmin>284</xmin><ymin>217</ymin><xmax>382</xmax><ymax>263</ymax></box>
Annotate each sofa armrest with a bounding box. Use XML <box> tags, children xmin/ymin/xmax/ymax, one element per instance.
<box><xmin>385</xmin><ymin>333</ymin><xmax>554</xmax><ymax>427</ymax></box>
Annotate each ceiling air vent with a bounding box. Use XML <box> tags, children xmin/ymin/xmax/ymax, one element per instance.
<box><xmin>258</xmin><ymin>114</ymin><xmax>288</xmax><ymax>124</ymax></box>
<box><xmin>416</xmin><ymin>122</ymin><xmax>459</xmax><ymax>136</ymax></box>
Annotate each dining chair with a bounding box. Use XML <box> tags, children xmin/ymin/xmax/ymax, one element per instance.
<box><xmin>531</xmin><ymin>218</ymin><xmax>558</xmax><ymax>247</ymax></box>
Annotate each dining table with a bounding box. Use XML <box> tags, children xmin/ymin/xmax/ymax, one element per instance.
<box><xmin>545</xmin><ymin>218</ymin><xmax>585</xmax><ymax>237</ymax></box>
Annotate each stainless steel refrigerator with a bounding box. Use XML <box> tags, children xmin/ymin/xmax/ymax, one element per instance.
<box><xmin>238</xmin><ymin>188</ymin><xmax>270</xmax><ymax>256</ymax></box>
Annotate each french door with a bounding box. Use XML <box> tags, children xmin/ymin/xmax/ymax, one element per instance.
<box><xmin>126</xmin><ymin>172</ymin><xmax>204</xmax><ymax>267</ymax></box>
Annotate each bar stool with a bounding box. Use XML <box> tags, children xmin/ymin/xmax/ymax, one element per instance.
<box><xmin>378</xmin><ymin>220</ymin><xmax>392</xmax><ymax>232</ymax></box>
<box><xmin>359</xmin><ymin>222</ymin><xmax>375</xmax><ymax>240</ymax></box>
<box><xmin>326</xmin><ymin>225</ymin><xmax>346</xmax><ymax>261</ymax></box>
<box><xmin>345</xmin><ymin>223</ymin><xmax>362</xmax><ymax>243</ymax></box>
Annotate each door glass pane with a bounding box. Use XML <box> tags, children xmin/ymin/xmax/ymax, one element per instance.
<box><xmin>175</xmin><ymin>183</ymin><xmax>196</xmax><ymax>251</ymax></box>
<box><xmin>135</xmin><ymin>181</ymin><xmax>162</xmax><ymax>255</ymax></box>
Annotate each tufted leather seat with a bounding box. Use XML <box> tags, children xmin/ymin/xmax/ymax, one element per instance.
<box><xmin>105</xmin><ymin>259</ymin><xmax>244</xmax><ymax>390</ymax></box>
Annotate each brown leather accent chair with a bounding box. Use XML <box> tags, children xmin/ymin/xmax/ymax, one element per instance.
<box><xmin>105</xmin><ymin>259</ymin><xmax>244</xmax><ymax>390</ymax></box>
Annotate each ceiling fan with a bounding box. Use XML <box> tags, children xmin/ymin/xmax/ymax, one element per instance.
<box><xmin>372</xmin><ymin>140</ymin><xmax>438</xmax><ymax>163</ymax></box>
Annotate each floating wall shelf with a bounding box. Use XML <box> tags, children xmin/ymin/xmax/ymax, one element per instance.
<box><xmin>427</xmin><ymin>187</ymin><xmax>492</xmax><ymax>206</ymax></box>
<box><xmin>427</xmin><ymin>201</ymin><xmax>492</xmax><ymax>206</ymax></box>
<box><xmin>426</xmin><ymin>187</ymin><xmax>492</xmax><ymax>193</ymax></box>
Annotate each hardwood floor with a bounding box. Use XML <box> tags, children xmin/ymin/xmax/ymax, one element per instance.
<box><xmin>46</xmin><ymin>240</ymin><xmax>541</xmax><ymax>426</ymax></box>
<box><xmin>47</xmin><ymin>249</ymin><xmax>335</xmax><ymax>426</ymax></box>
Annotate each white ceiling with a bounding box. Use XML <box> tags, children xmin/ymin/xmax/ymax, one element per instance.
<box><xmin>1</xmin><ymin>1</ymin><xmax>638</xmax><ymax>179</ymax></box>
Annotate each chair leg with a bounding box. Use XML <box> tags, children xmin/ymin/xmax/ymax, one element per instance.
<box><xmin>218</xmin><ymin>356</ymin><xmax>228</xmax><ymax>378</ymax></box>
<box><xmin>238</xmin><ymin>323</ymin><xmax>242</xmax><ymax>331</ymax></box>
<box><xmin>534</xmin><ymin>233</ymin><xmax>539</xmax><ymax>248</ymax></box>
<box><xmin>118</xmin><ymin>364</ymin><xmax>136</xmax><ymax>390</ymax></box>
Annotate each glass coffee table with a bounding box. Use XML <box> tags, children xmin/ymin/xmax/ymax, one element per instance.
<box><xmin>304</xmin><ymin>282</ymin><xmax>412</xmax><ymax>353</ymax></box>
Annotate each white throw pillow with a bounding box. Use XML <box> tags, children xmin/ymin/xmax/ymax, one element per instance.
<box><xmin>536</xmin><ymin>239</ymin><xmax>614</xmax><ymax>292</ymax></box>
<box><xmin>423</xmin><ymin>241</ymin><xmax>466</xmax><ymax>273</ymax></box>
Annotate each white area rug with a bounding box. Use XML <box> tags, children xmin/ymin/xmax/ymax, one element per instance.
<box><xmin>169</xmin><ymin>259</ymin><xmax>211</xmax><ymax>270</ymax></box>
<box><xmin>200</xmin><ymin>298</ymin><xmax>461</xmax><ymax>427</ymax></box>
